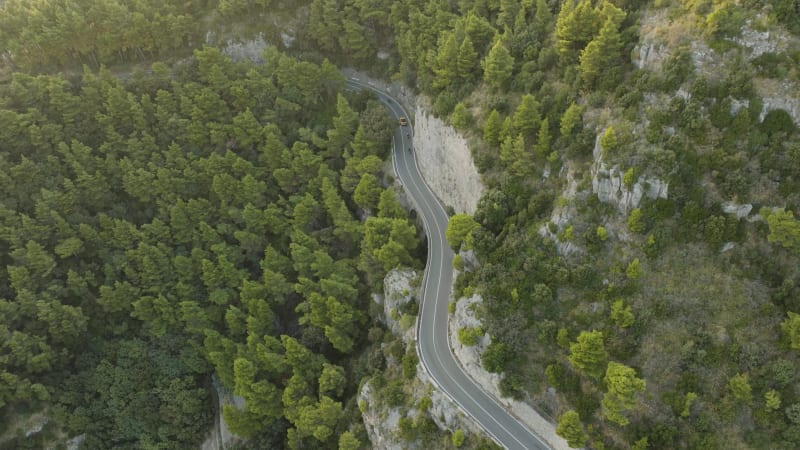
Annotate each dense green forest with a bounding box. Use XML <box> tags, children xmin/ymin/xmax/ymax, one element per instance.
<box><xmin>0</xmin><ymin>43</ymin><xmax>424</xmax><ymax>448</ymax></box>
<box><xmin>2</xmin><ymin>0</ymin><xmax>800</xmax><ymax>449</ymax></box>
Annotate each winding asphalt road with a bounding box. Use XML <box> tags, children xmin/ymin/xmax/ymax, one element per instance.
<box><xmin>346</xmin><ymin>79</ymin><xmax>551</xmax><ymax>450</ymax></box>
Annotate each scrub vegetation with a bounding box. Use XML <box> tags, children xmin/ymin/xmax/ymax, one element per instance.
<box><xmin>2</xmin><ymin>0</ymin><xmax>800</xmax><ymax>449</ymax></box>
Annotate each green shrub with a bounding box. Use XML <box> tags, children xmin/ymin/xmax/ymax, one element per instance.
<box><xmin>418</xmin><ymin>396</ymin><xmax>432</xmax><ymax>412</ymax></box>
<box><xmin>452</xmin><ymin>429</ymin><xmax>466</xmax><ymax>447</ymax></box>
<box><xmin>458</xmin><ymin>326</ymin><xmax>484</xmax><ymax>346</ymax></box>
<box><xmin>402</xmin><ymin>350</ymin><xmax>418</xmax><ymax>379</ymax></box>
<box><xmin>628</xmin><ymin>208</ymin><xmax>646</xmax><ymax>233</ymax></box>
<box><xmin>453</xmin><ymin>254</ymin><xmax>464</xmax><ymax>271</ymax></box>
<box><xmin>383</xmin><ymin>380</ymin><xmax>407</xmax><ymax>407</ymax></box>
<box><xmin>482</xmin><ymin>341</ymin><xmax>512</xmax><ymax>373</ymax></box>
<box><xmin>761</xmin><ymin>109</ymin><xmax>796</xmax><ymax>136</ymax></box>
<box><xmin>596</xmin><ymin>226</ymin><xmax>608</xmax><ymax>241</ymax></box>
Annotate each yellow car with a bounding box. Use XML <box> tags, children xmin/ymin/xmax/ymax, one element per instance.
<box><xmin>399</xmin><ymin>117</ymin><xmax>408</xmax><ymax>126</ymax></box>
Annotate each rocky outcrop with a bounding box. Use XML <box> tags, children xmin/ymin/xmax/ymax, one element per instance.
<box><xmin>200</xmin><ymin>377</ymin><xmax>244</xmax><ymax>450</ymax></box>
<box><xmin>756</xmin><ymin>79</ymin><xmax>800</xmax><ymax>126</ymax></box>
<box><xmin>633</xmin><ymin>10</ymin><xmax>800</xmax><ymax>127</ymax></box>
<box><xmin>65</xmin><ymin>434</ymin><xmax>86</xmax><ymax>450</ymax></box>
<box><xmin>412</xmin><ymin>104</ymin><xmax>485</xmax><ymax>214</ymax></box>
<box><xmin>722</xmin><ymin>201</ymin><xmax>753</xmax><ymax>219</ymax></box>
<box><xmin>539</xmin><ymin>162</ymin><xmax>583</xmax><ymax>255</ymax></box>
<box><xmin>447</xmin><ymin>295</ymin><xmax>573</xmax><ymax>450</ymax></box>
<box><xmin>591</xmin><ymin>134</ymin><xmax>668</xmax><ymax>213</ymax></box>
<box><xmin>359</xmin><ymin>382</ymin><xmax>405</xmax><ymax>450</ymax></box>
<box><xmin>379</xmin><ymin>268</ymin><xmax>419</xmax><ymax>343</ymax></box>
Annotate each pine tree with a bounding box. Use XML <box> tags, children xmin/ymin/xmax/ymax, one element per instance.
<box><xmin>500</xmin><ymin>116</ymin><xmax>514</xmax><ymax>143</ymax></box>
<box><xmin>568</xmin><ymin>330</ymin><xmax>608</xmax><ymax>379</ymax></box>
<box><xmin>484</xmin><ymin>109</ymin><xmax>503</xmax><ymax>145</ymax></box>
<box><xmin>533</xmin><ymin>0</ymin><xmax>553</xmax><ymax>36</ymax></box>
<box><xmin>579</xmin><ymin>17</ymin><xmax>623</xmax><ymax>88</ymax></box>
<box><xmin>457</xmin><ymin>35</ymin><xmax>479</xmax><ymax>81</ymax></box>
<box><xmin>482</xmin><ymin>37</ymin><xmax>515</xmax><ymax>90</ymax></box>
<box><xmin>499</xmin><ymin>133</ymin><xmax>530</xmax><ymax>177</ymax></box>
<box><xmin>560</xmin><ymin>102</ymin><xmax>583</xmax><ymax>137</ymax></box>
<box><xmin>602</xmin><ymin>362</ymin><xmax>646</xmax><ymax>426</ymax></box>
<box><xmin>513</xmin><ymin>94</ymin><xmax>542</xmax><ymax>139</ymax></box>
<box><xmin>452</xmin><ymin>102</ymin><xmax>472</xmax><ymax>130</ymax></box>
<box><xmin>556</xmin><ymin>411</ymin><xmax>588</xmax><ymax>448</ymax></box>
<box><xmin>555</xmin><ymin>0</ymin><xmax>601</xmax><ymax>60</ymax></box>
<box><xmin>728</xmin><ymin>372</ymin><xmax>752</xmax><ymax>403</ymax></box>
<box><xmin>433</xmin><ymin>32</ymin><xmax>459</xmax><ymax>89</ymax></box>
<box><xmin>781</xmin><ymin>311</ymin><xmax>800</xmax><ymax>349</ymax></box>
<box><xmin>497</xmin><ymin>0</ymin><xmax>520</xmax><ymax>30</ymax></box>
<box><xmin>535</xmin><ymin>117</ymin><xmax>551</xmax><ymax>158</ymax></box>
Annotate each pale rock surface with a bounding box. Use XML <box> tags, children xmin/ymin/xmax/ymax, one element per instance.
<box><xmin>633</xmin><ymin>10</ymin><xmax>800</xmax><ymax>126</ymax></box>
<box><xmin>220</xmin><ymin>33</ymin><xmax>269</xmax><ymax>63</ymax></box>
<box><xmin>65</xmin><ymin>434</ymin><xmax>85</xmax><ymax>450</ymax></box>
<box><xmin>732</xmin><ymin>18</ymin><xmax>797</xmax><ymax>58</ymax></box>
<box><xmin>591</xmin><ymin>133</ymin><xmax>668</xmax><ymax>213</ymax></box>
<box><xmin>358</xmin><ymin>382</ymin><xmax>405</xmax><ymax>450</ymax></box>
<box><xmin>730</xmin><ymin>98</ymin><xmax>750</xmax><ymax>115</ymax></box>
<box><xmin>413</xmin><ymin>103</ymin><xmax>485</xmax><ymax>214</ymax></box>
<box><xmin>200</xmin><ymin>377</ymin><xmax>243</xmax><ymax>450</ymax></box>
<box><xmin>447</xmin><ymin>295</ymin><xmax>573</xmax><ymax>450</ymax></box>
<box><xmin>381</xmin><ymin>268</ymin><xmax>419</xmax><ymax>344</ymax></box>
<box><xmin>24</xmin><ymin>415</ymin><xmax>48</xmax><ymax>437</ymax></box>
<box><xmin>722</xmin><ymin>202</ymin><xmax>753</xmax><ymax>219</ymax></box>
<box><xmin>757</xmin><ymin>79</ymin><xmax>800</xmax><ymax>126</ymax></box>
<box><xmin>539</xmin><ymin>162</ymin><xmax>583</xmax><ymax>255</ymax></box>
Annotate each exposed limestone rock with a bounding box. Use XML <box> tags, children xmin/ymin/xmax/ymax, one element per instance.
<box><xmin>220</xmin><ymin>33</ymin><xmax>269</xmax><ymax>63</ymax></box>
<box><xmin>359</xmin><ymin>382</ymin><xmax>405</xmax><ymax>450</ymax></box>
<box><xmin>281</xmin><ymin>30</ymin><xmax>297</xmax><ymax>48</ymax></box>
<box><xmin>200</xmin><ymin>376</ymin><xmax>244</xmax><ymax>450</ymax></box>
<box><xmin>732</xmin><ymin>18</ymin><xmax>798</xmax><ymax>58</ymax></box>
<box><xmin>632</xmin><ymin>9</ymin><xmax>671</xmax><ymax>70</ymax></box>
<box><xmin>381</xmin><ymin>269</ymin><xmax>419</xmax><ymax>343</ymax></box>
<box><xmin>757</xmin><ymin>79</ymin><xmax>800</xmax><ymax>126</ymax></box>
<box><xmin>360</xmin><ymin>269</ymin><xmax>481</xmax><ymax>448</ymax></box>
<box><xmin>633</xmin><ymin>41</ymin><xmax>670</xmax><ymax>70</ymax></box>
<box><xmin>539</xmin><ymin>162</ymin><xmax>583</xmax><ymax>256</ymax></box>
<box><xmin>730</xmin><ymin>98</ymin><xmax>750</xmax><ymax>115</ymax></box>
<box><xmin>65</xmin><ymin>434</ymin><xmax>86</xmax><ymax>450</ymax></box>
<box><xmin>722</xmin><ymin>202</ymin><xmax>753</xmax><ymax>219</ymax></box>
<box><xmin>634</xmin><ymin>9</ymin><xmax>800</xmax><ymax>126</ymax></box>
<box><xmin>591</xmin><ymin>133</ymin><xmax>668</xmax><ymax>213</ymax></box>
<box><xmin>413</xmin><ymin>102</ymin><xmax>485</xmax><ymax>214</ymax></box>
<box><xmin>449</xmin><ymin>295</ymin><xmax>500</xmax><ymax>391</ymax></box>
<box><xmin>24</xmin><ymin>415</ymin><xmax>48</xmax><ymax>437</ymax></box>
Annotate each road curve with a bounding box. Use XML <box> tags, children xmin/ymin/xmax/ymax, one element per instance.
<box><xmin>346</xmin><ymin>79</ymin><xmax>552</xmax><ymax>450</ymax></box>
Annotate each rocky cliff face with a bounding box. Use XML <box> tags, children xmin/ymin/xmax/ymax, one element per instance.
<box><xmin>590</xmin><ymin>134</ymin><xmax>669</xmax><ymax>214</ymax></box>
<box><xmin>634</xmin><ymin>11</ymin><xmax>800</xmax><ymax>126</ymax></box>
<box><xmin>412</xmin><ymin>104</ymin><xmax>485</xmax><ymax>214</ymax></box>
<box><xmin>359</xmin><ymin>381</ymin><xmax>406</xmax><ymax>450</ymax></box>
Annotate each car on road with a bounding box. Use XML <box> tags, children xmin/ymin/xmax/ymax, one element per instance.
<box><xmin>399</xmin><ymin>117</ymin><xmax>408</xmax><ymax>126</ymax></box>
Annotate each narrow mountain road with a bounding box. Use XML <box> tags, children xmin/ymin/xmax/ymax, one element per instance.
<box><xmin>346</xmin><ymin>79</ymin><xmax>552</xmax><ymax>450</ymax></box>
